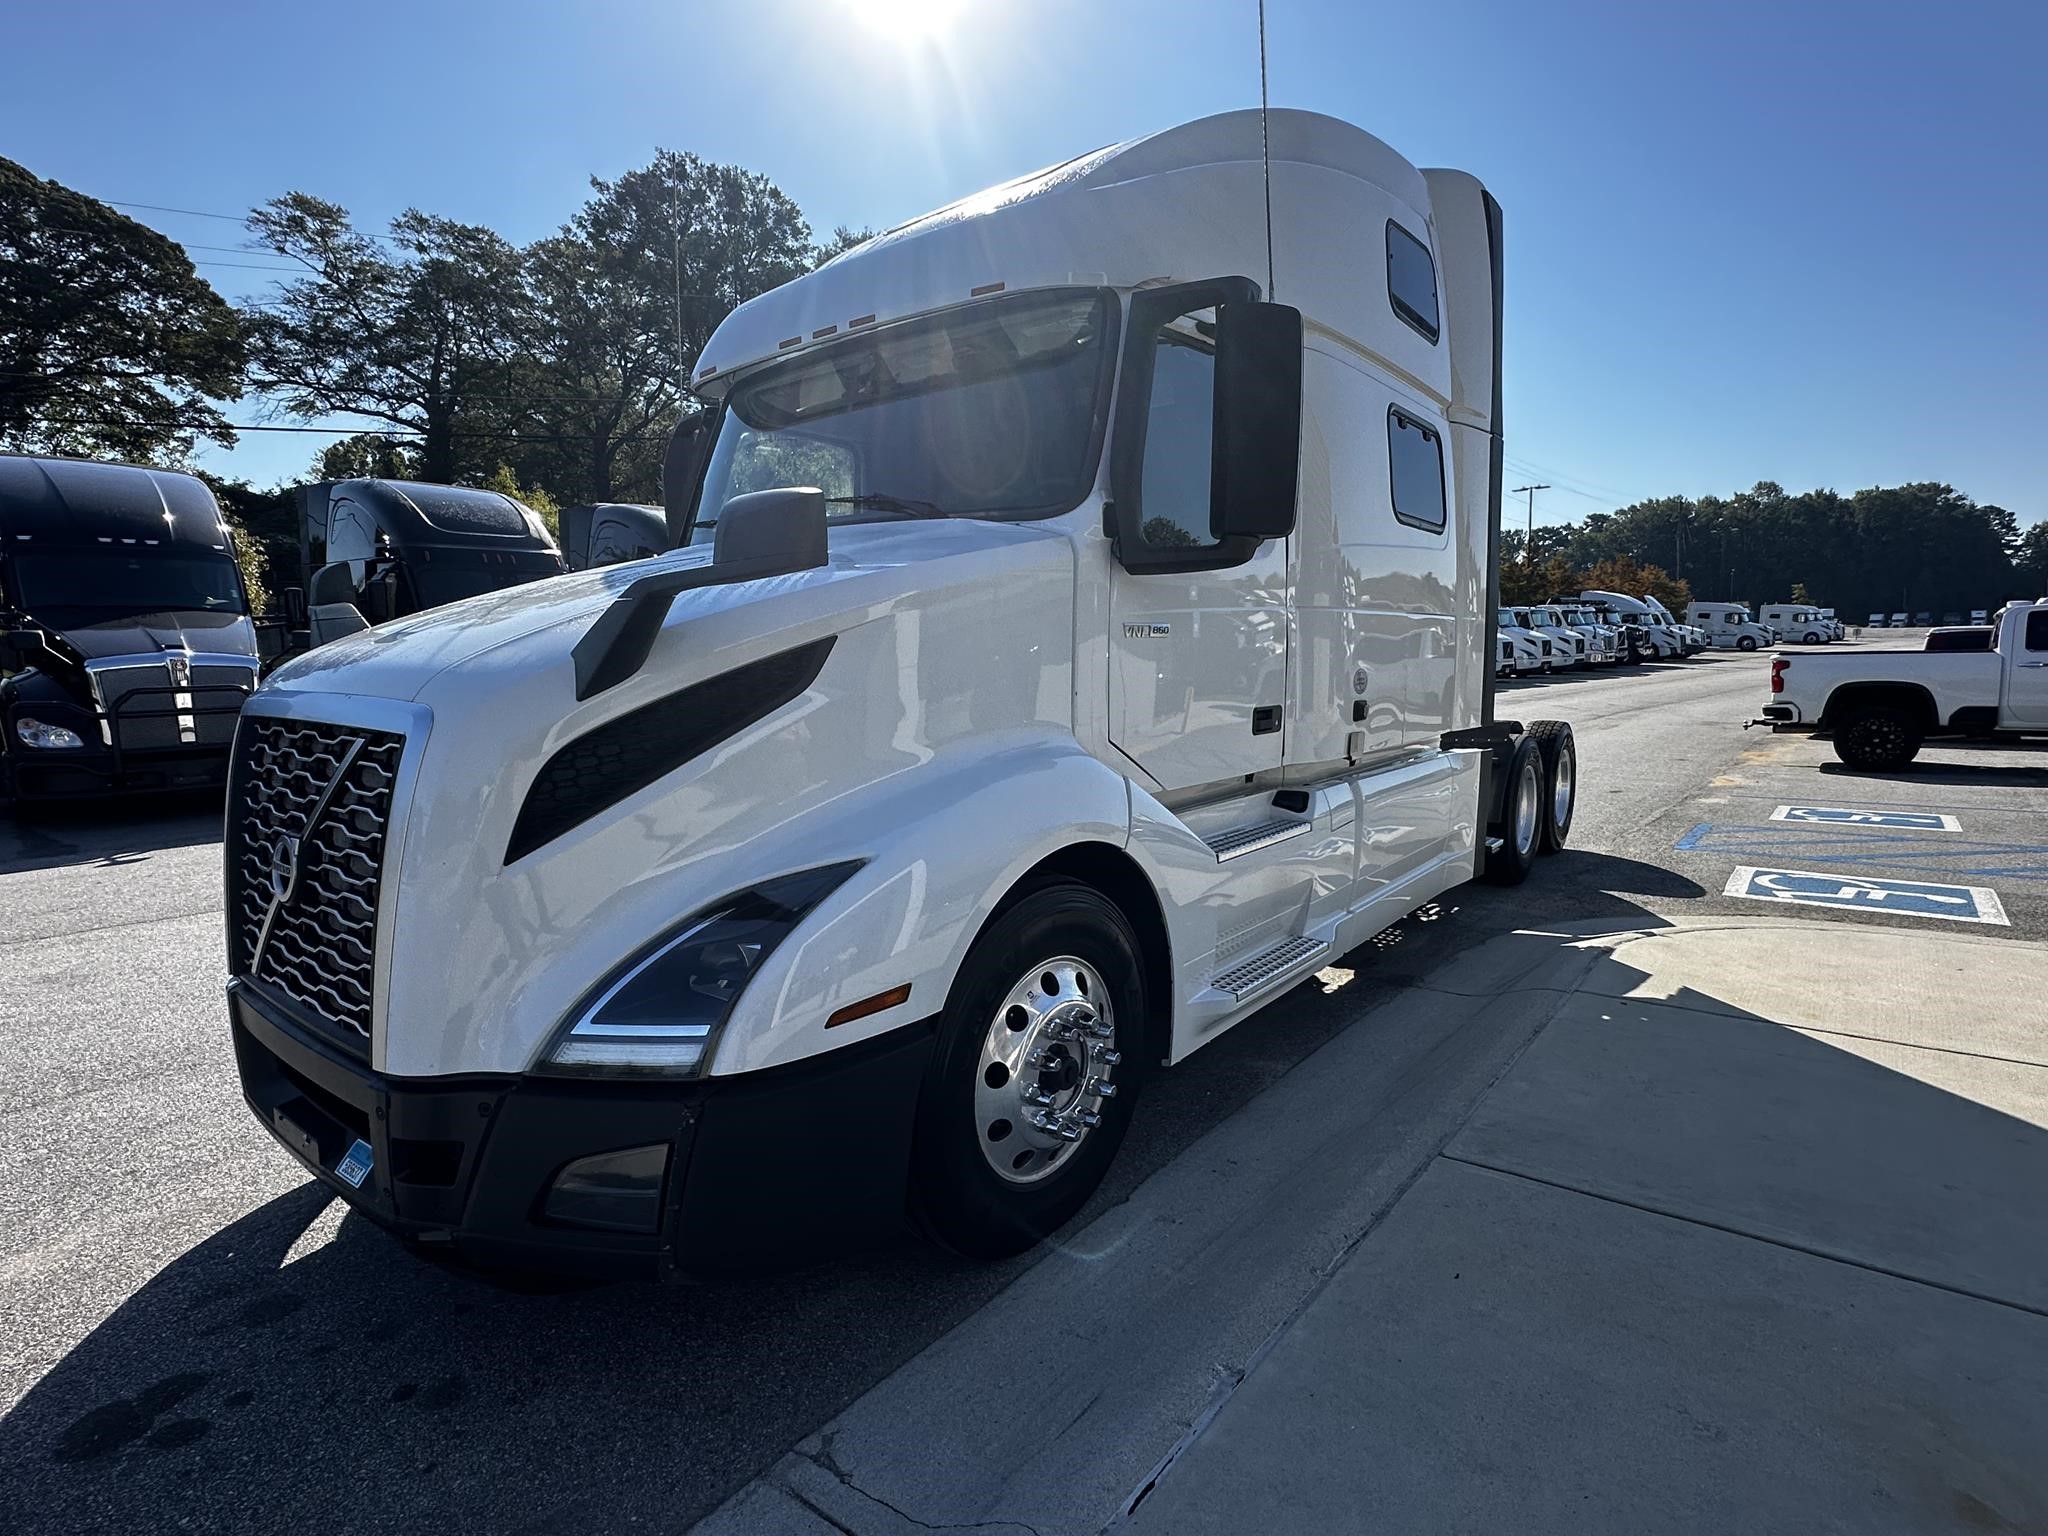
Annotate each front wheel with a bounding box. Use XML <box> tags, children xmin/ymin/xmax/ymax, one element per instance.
<box><xmin>1831</xmin><ymin>706</ymin><xmax>1922</xmax><ymax>771</ymax></box>
<box><xmin>911</xmin><ymin>882</ymin><xmax>1146</xmax><ymax>1259</ymax></box>
<box><xmin>1736</xmin><ymin>635</ymin><xmax>1758</xmax><ymax>652</ymax></box>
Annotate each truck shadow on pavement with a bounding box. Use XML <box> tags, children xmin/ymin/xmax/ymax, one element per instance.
<box><xmin>1819</xmin><ymin>760</ymin><xmax>2048</xmax><ymax>788</ymax></box>
<box><xmin>0</xmin><ymin>795</ymin><xmax>224</xmax><ymax>873</ymax></box>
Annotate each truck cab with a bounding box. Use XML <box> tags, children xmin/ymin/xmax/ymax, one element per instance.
<box><xmin>1</xmin><ymin>455</ymin><xmax>258</xmax><ymax>803</ymax></box>
<box><xmin>1685</xmin><ymin>602</ymin><xmax>1772</xmax><ymax>651</ymax></box>
<box><xmin>1518</xmin><ymin>605</ymin><xmax>1587</xmax><ymax>668</ymax></box>
<box><xmin>222</xmin><ymin>110</ymin><xmax>1578</xmax><ymax>1278</ymax></box>
<box><xmin>1761</xmin><ymin>605</ymin><xmax>1831</xmax><ymax>644</ymax></box>
<box><xmin>1585</xmin><ymin>590</ymin><xmax>1681</xmax><ymax>658</ymax></box>
<box><xmin>291</xmin><ymin>479</ymin><xmax>566</xmax><ymax>648</ymax></box>
<box><xmin>1555</xmin><ymin>602</ymin><xmax>1620</xmax><ymax>664</ymax></box>
<box><xmin>1760</xmin><ymin>600</ymin><xmax>2048</xmax><ymax>767</ymax></box>
<box><xmin>1494</xmin><ymin>608</ymin><xmax>1545</xmax><ymax>674</ymax></box>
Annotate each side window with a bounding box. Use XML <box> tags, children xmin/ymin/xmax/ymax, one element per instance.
<box><xmin>1386</xmin><ymin>221</ymin><xmax>1440</xmax><ymax>343</ymax></box>
<box><xmin>1388</xmin><ymin>407</ymin><xmax>1446</xmax><ymax>532</ymax></box>
<box><xmin>1133</xmin><ymin>309</ymin><xmax>1218</xmax><ymax>550</ymax></box>
<box><xmin>2026</xmin><ymin>611</ymin><xmax>2048</xmax><ymax>651</ymax></box>
<box><xmin>326</xmin><ymin>501</ymin><xmax>374</xmax><ymax>566</ymax></box>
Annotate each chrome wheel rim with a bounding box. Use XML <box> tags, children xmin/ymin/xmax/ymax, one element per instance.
<box><xmin>975</xmin><ymin>956</ymin><xmax>1119</xmax><ymax>1185</ymax></box>
<box><xmin>1514</xmin><ymin>758</ymin><xmax>1540</xmax><ymax>857</ymax></box>
<box><xmin>1552</xmin><ymin>741</ymin><xmax>1575</xmax><ymax>827</ymax></box>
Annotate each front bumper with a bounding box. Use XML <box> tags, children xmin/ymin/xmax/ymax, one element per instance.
<box><xmin>4</xmin><ymin>741</ymin><xmax>233</xmax><ymax>799</ymax></box>
<box><xmin>229</xmin><ymin>979</ymin><xmax>937</xmax><ymax>1279</ymax></box>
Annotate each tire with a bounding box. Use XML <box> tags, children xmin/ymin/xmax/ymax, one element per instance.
<box><xmin>1736</xmin><ymin>635</ymin><xmax>1758</xmax><ymax>652</ymax></box>
<box><xmin>1527</xmin><ymin>720</ymin><xmax>1576</xmax><ymax>853</ymax></box>
<box><xmin>1831</xmin><ymin>706</ymin><xmax>1923</xmax><ymax>771</ymax></box>
<box><xmin>910</xmin><ymin>881</ymin><xmax>1146</xmax><ymax>1259</ymax></box>
<box><xmin>1483</xmin><ymin>736</ymin><xmax>1543</xmax><ymax>886</ymax></box>
<box><xmin>1803</xmin><ymin>632</ymin><xmax>1821</xmax><ymax>645</ymax></box>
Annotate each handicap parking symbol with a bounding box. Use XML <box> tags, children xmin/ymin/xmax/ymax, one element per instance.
<box><xmin>1725</xmin><ymin>866</ymin><xmax>2008</xmax><ymax>925</ymax></box>
<box><xmin>1770</xmin><ymin>805</ymin><xmax>1961</xmax><ymax>832</ymax></box>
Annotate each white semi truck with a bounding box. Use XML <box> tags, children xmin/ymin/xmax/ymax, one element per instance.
<box><xmin>222</xmin><ymin>111</ymin><xmax>1577</xmax><ymax>1278</ymax></box>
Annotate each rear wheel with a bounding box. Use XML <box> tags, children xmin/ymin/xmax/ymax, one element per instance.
<box><xmin>1832</xmin><ymin>706</ymin><xmax>1922</xmax><ymax>770</ymax></box>
<box><xmin>911</xmin><ymin>882</ymin><xmax>1146</xmax><ymax>1259</ymax></box>
<box><xmin>1483</xmin><ymin>737</ymin><xmax>1543</xmax><ymax>886</ymax></box>
<box><xmin>1528</xmin><ymin>720</ymin><xmax>1576</xmax><ymax>852</ymax></box>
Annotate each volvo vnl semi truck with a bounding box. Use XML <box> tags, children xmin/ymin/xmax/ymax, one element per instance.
<box><xmin>223</xmin><ymin>111</ymin><xmax>1578</xmax><ymax>1278</ymax></box>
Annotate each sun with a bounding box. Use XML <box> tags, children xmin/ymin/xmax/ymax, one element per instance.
<box><xmin>840</xmin><ymin>0</ymin><xmax>969</xmax><ymax>43</ymax></box>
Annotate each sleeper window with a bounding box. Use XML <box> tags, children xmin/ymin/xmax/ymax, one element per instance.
<box><xmin>1386</xmin><ymin>222</ymin><xmax>1440</xmax><ymax>343</ymax></box>
<box><xmin>2027</xmin><ymin>611</ymin><xmax>2048</xmax><ymax>651</ymax></box>
<box><xmin>1387</xmin><ymin>408</ymin><xmax>1446</xmax><ymax>532</ymax></box>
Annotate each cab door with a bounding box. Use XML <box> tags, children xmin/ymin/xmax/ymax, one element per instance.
<box><xmin>1106</xmin><ymin>281</ymin><xmax>1289</xmax><ymax>793</ymax></box>
<box><xmin>2001</xmin><ymin>608</ymin><xmax>2048</xmax><ymax>728</ymax></box>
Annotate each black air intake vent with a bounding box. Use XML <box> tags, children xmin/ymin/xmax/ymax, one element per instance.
<box><xmin>506</xmin><ymin>637</ymin><xmax>836</xmax><ymax>864</ymax></box>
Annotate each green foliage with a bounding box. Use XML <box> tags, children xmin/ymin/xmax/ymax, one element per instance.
<box><xmin>242</xmin><ymin>196</ymin><xmax>529</xmax><ymax>484</ymax></box>
<box><xmin>481</xmin><ymin>464</ymin><xmax>560</xmax><ymax>540</ymax></box>
<box><xmin>0</xmin><ymin>157</ymin><xmax>245</xmax><ymax>460</ymax></box>
<box><xmin>314</xmin><ymin>432</ymin><xmax>421</xmax><ymax>481</ymax></box>
<box><xmin>197</xmin><ymin>474</ymin><xmax>297</xmax><ymax>615</ymax></box>
<box><xmin>1538</xmin><ymin>481</ymin><xmax>2030</xmax><ymax>617</ymax></box>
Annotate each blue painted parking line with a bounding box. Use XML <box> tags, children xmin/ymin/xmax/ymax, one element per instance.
<box><xmin>1674</xmin><ymin>823</ymin><xmax>1712</xmax><ymax>851</ymax></box>
<box><xmin>1725</xmin><ymin>866</ymin><xmax>2009</xmax><ymax>925</ymax></box>
<box><xmin>1674</xmin><ymin>824</ymin><xmax>2048</xmax><ymax>885</ymax></box>
<box><xmin>1770</xmin><ymin>805</ymin><xmax>1961</xmax><ymax>831</ymax></box>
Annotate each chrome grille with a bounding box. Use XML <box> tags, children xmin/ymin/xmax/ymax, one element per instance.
<box><xmin>228</xmin><ymin>718</ymin><xmax>405</xmax><ymax>1050</ymax></box>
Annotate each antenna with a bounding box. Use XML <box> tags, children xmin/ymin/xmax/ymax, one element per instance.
<box><xmin>1258</xmin><ymin>0</ymin><xmax>1275</xmax><ymax>299</ymax></box>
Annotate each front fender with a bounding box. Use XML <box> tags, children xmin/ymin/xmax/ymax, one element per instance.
<box><xmin>711</xmin><ymin>736</ymin><xmax>1132</xmax><ymax>1074</ymax></box>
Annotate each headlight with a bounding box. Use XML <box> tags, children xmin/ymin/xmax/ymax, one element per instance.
<box><xmin>14</xmin><ymin>717</ymin><xmax>85</xmax><ymax>750</ymax></box>
<box><xmin>540</xmin><ymin>861</ymin><xmax>862</xmax><ymax>1077</ymax></box>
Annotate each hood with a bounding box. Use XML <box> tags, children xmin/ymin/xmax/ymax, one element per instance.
<box><xmin>265</xmin><ymin>517</ymin><xmax>1073</xmax><ymax>705</ymax></box>
<box><xmin>38</xmin><ymin>608</ymin><xmax>257</xmax><ymax>662</ymax></box>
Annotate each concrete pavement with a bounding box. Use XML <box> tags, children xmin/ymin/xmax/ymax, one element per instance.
<box><xmin>699</xmin><ymin>915</ymin><xmax>2048</xmax><ymax>1534</ymax></box>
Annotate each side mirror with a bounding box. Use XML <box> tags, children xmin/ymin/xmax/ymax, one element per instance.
<box><xmin>281</xmin><ymin>586</ymin><xmax>307</xmax><ymax>627</ymax></box>
<box><xmin>1210</xmin><ymin>300</ymin><xmax>1303</xmax><ymax>541</ymax></box>
<box><xmin>713</xmin><ymin>487</ymin><xmax>828</xmax><ymax>571</ymax></box>
<box><xmin>1</xmin><ymin>628</ymin><xmax>51</xmax><ymax>672</ymax></box>
<box><xmin>308</xmin><ymin>562</ymin><xmax>357</xmax><ymax>608</ymax></box>
<box><xmin>361</xmin><ymin>565</ymin><xmax>398</xmax><ymax>625</ymax></box>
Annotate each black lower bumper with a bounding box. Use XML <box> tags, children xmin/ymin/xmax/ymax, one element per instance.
<box><xmin>5</xmin><ymin>743</ymin><xmax>232</xmax><ymax>800</ymax></box>
<box><xmin>228</xmin><ymin>981</ymin><xmax>938</xmax><ymax>1280</ymax></box>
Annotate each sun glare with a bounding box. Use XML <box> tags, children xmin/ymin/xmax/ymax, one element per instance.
<box><xmin>840</xmin><ymin>0</ymin><xmax>968</xmax><ymax>43</ymax></box>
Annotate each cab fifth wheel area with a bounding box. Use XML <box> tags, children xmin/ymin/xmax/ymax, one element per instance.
<box><xmin>219</xmin><ymin>111</ymin><xmax>1578</xmax><ymax>1277</ymax></box>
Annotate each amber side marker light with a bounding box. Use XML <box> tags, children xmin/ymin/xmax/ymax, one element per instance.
<box><xmin>826</xmin><ymin>983</ymin><xmax>912</xmax><ymax>1028</ymax></box>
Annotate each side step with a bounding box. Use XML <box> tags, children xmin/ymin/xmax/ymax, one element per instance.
<box><xmin>1210</xmin><ymin>935</ymin><xmax>1330</xmax><ymax>1002</ymax></box>
<box><xmin>1202</xmin><ymin>817</ymin><xmax>1312</xmax><ymax>863</ymax></box>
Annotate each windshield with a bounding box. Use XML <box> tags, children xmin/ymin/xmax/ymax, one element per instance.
<box><xmin>406</xmin><ymin>549</ymin><xmax>563</xmax><ymax>608</ymax></box>
<box><xmin>693</xmin><ymin>289</ymin><xmax>1114</xmax><ymax>534</ymax></box>
<box><xmin>1496</xmin><ymin>609</ymin><xmax>1517</xmax><ymax>626</ymax></box>
<box><xmin>8</xmin><ymin>551</ymin><xmax>244</xmax><ymax>622</ymax></box>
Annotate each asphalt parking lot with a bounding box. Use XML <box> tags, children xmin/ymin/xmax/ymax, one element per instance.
<box><xmin>5</xmin><ymin>639</ymin><xmax>2045</xmax><ymax>1533</ymax></box>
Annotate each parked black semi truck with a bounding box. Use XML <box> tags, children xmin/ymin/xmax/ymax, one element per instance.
<box><xmin>288</xmin><ymin>479</ymin><xmax>566</xmax><ymax>648</ymax></box>
<box><xmin>0</xmin><ymin>455</ymin><xmax>260</xmax><ymax>803</ymax></box>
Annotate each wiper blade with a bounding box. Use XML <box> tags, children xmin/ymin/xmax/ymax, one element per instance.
<box><xmin>824</xmin><ymin>492</ymin><xmax>947</xmax><ymax>520</ymax></box>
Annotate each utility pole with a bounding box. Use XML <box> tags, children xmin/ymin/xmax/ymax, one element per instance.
<box><xmin>1511</xmin><ymin>484</ymin><xmax>1549</xmax><ymax>557</ymax></box>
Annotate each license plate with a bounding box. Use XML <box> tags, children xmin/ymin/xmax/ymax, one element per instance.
<box><xmin>335</xmin><ymin>1138</ymin><xmax>374</xmax><ymax>1189</ymax></box>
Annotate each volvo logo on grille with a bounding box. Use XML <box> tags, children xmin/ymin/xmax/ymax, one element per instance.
<box><xmin>248</xmin><ymin>737</ymin><xmax>364</xmax><ymax>974</ymax></box>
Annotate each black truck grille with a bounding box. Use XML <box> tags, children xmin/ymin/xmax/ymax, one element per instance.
<box><xmin>228</xmin><ymin>719</ymin><xmax>406</xmax><ymax>1051</ymax></box>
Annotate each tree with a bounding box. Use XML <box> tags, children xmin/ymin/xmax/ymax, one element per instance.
<box><xmin>313</xmin><ymin>431</ymin><xmax>421</xmax><ymax>481</ymax></box>
<box><xmin>0</xmin><ymin>157</ymin><xmax>245</xmax><ymax>460</ymax></box>
<box><xmin>1789</xmin><ymin>581</ymin><xmax>1813</xmax><ymax>605</ymax></box>
<box><xmin>198</xmin><ymin>474</ymin><xmax>295</xmax><ymax>613</ymax></box>
<box><xmin>508</xmin><ymin>152</ymin><xmax>817</xmax><ymax>504</ymax></box>
<box><xmin>2015</xmin><ymin>522</ymin><xmax>2048</xmax><ymax>599</ymax></box>
<box><xmin>241</xmin><ymin>196</ymin><xmax>529</xmax><ymax>483</ymax></box>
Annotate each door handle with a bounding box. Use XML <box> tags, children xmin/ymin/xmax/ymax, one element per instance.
<box><xmin>1252</xmin><ymin>705</ymin><xmax>1283</xmax><ymax>735</ymax></box>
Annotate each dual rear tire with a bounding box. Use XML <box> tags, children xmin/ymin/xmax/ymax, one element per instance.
<box><xmin>1485</xmin><ymin>721</ymin><xmax>1575</xmax><ymax>885</ymax></box>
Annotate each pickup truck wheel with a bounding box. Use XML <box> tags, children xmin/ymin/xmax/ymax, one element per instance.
<box><xmin>1527</xmin><ymin>720</ymin><xmax>1576</xmax><ymax>852</ymax></box>
<box><xmin>1736</xmin><ymin>635</ymin><xmax>1758</xmax><ymax>651</ymax></box>
<box><xmin>1483</xmin><ymin>737</ymin><xmax>1544</xmax><ymax>885</ymax></box>
<box><xmin>1832</xmin><ymin>706</ymin><xmax>1923</xmax><ymax>770</ymax></box>
<box><xmin>911</xmin><ymin>882</ymin><xmax>1145</xmax><ymax>1260</ymax></box>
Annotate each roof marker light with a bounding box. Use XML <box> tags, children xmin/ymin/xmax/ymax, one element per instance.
<box><xmin>970</xmin><ymin>281</ymin><xmax>1006</xmax><ymax>297</ymax></box>
<box><xmin>778</xmin><ymin>335</ymin><xmax>803</xmax><ymax>350</ymax></box>
<box><xmin>849</xmin><ymin>314</ymin><xmax>877</xmax><ymax>328</ymax></box>
<box><xmin>812</xmin><ymin>325</ymin><xmax>837</xmax><ymax>340</ymax></box>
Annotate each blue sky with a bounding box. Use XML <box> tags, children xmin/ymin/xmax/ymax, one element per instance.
<box><xmin>5</xmin><ymin>0</ymin><xmax>2042</xmax><ymax>524</ymax></box>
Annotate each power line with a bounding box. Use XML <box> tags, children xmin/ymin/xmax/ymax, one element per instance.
<box><xmin>30</xmin><ymin>415</ymin><xmax>668</xmax><ymax>444</ymax></box>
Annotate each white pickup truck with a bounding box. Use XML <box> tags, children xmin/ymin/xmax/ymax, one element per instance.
<box><xmin>1757</xmin><ymin>600</ymin><xmax>2048</xmax><ymax>767</ymax></box>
